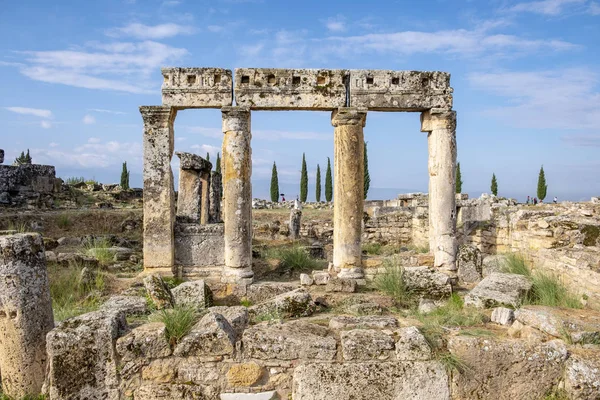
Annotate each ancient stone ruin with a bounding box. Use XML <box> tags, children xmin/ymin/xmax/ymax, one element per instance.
<box><xmin>141</xmin><ymin>67</ymin><xmax>457</xmax><ymax>287</ymax></box>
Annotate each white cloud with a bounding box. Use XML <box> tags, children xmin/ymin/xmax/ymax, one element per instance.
<box><xmin>508</xmin><ymin>0</ymin><xmax>587</xmax><ymax>15</ymax></box>
<box><xmin>561</xmin><ymin>134</ymin><xmax>600</xmax><ymax>146</ymax></box>
<box><xmin>49</xmin><ymin>142</ymin><xmax>59</xmax><ymax>147</ymax></box>
<box><xmin>207</xmin><ymin>25</ymin><xmax>224</xmax><ymax>33</ymax></box>
<box><xmin>324</xmin><ymin>15</ymin><xmax>346</xmax><ymax>32</ymax></box>
<box><xmin>106</xmin><ymin>23</ymin><xmax>196</xmax><ymax>39</ymax></box>
<box><xmin>83</xmin><ymin>115</ymin><xmax>96</xmax><ymax>124</ymax></box>
<box><xmin>88</xmin><ymin>137</ymin><xmax>101</xmax><ymax>143</ymax></box>
<box><xmin>590</xmin><ymin>1</ymin><xmax>600</xmax><ymax>14</ymax></box>
<box><xmin>88</xmin><ymin>108</ymin><xmax>127</xmax><ymax>115</ymax></box>
<box><xmin>162</xmin><ymin>0</ymin><xmax>181</xmax><ymax>6</ymax></box>
<box><xmin>468</xmin><ymin>68</ymin><xmax>600</xmax><ymax>130</ymax></box>
<box><xmin>5</xmin><ymin>107</ymin><xmax>52</xmax><ymax>118</ymax></box>
<box><xmin>190</xmin><ymin>144</ymin><xmax>220</xmax><ymax>156</ymax></box>
<box><xmin>40</xmin><ymin>121</ymin><xmax>52</xmax><ymax>129</ymax></box>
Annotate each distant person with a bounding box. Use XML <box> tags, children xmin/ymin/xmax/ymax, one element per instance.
<box><xmin>533</xmin><ymin>197</ymin><xmax>538</xmax><ymax>205</ymax></box>
<box><xmin>553</xmin><ymin>196</ymin><xmax>558</xmax><ymax>204</ymax></box>
<box><xmin>281</xmin><ymin>194</ymin><xmax>286</xmax><ymax>202</ymax></box>
<box><xmin>526</xmin><ymin>196</ymin><xmax>530</xmax><ymax>205</ymax></box>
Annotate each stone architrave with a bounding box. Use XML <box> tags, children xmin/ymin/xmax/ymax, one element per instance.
<box><xmin>421</xmin><ymin>109</ymin><xmax>458</xmax><ymax>272</ymax></box>
<box><xmin>331</xmin><ymin>107</ymin><xmax>367</xmax><ymax>278</ymax></box>
<box><xmin>175</xmin><ymin>152</ymin><xmax>212</xmax><ymax>224</ymax></box>
<box><xmin>221</xmin><ymin>106</ymin><xmax>253</xmax><ymax>282</ymax></box>
<box><xmin>209</xmin><ymin>171</ymin><xmax>223</xmax><ymax>223</ymax></box>
<box><xmin>0</xmin><ymin>233</ymin><xmax>54</xmax><ymax>398</ymax></box>
<box><xmin>141</xmin><ymin>106</ymin><xmax>177</xmax><ymax>273</ymax></box>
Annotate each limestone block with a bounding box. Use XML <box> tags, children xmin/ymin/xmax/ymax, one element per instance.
<box><xmin>242</xmin><ymin>321</ymin><xmax>336</xmax><ymax>361</ymax></box>
<box><xmin>515</xmin><ymin>305</ymin><xmax>600</xmax><ymax>342</ymax></box>
<box><xmin>341</xmin><ymin>329</ymin><xmax>395</xmax><ymax>361</ymax></box>
<box><xmin>226</xmin><ymin>362</ymin><xmax>264</xmax><ymax>387</ymax></box>
<box><xmin>143</xmin><ymin>273</ymin><xmax>175</xmax><ymax>309</ymax></box>
<box><xmin>448</xmin><ymin>336</ymin><xmax>567</xmax><ymax>400</ymax></box>
<box><xmin>116</xmin><ymin>322</ymin><xmax>172</xmax><ymax>362</ymax></box>
<box><xmin>175</xmin><ymin>223</ymin><xmax>225</xmax><ymax>267</ymax></box>
<box><xmin>134</xmin><ymin>383</ymin><xmax>216</xmax><ymax>399</ymax></box>
<box><xmin>299</xmin><ymin>273</ymin><xmax>313</xmax><ymax>286</ymax></box>
<box><xmin>395</xmin><ymin>326</ymin><xmax>432</xmax><ymax>361</ymax></box>
<box><xmin>249</xmin><ymin>288</ymin><xmax>314</xmax><ymax>319</ymax></box>
<box><xmin>329</xmin><ymin>315</ymin><xmax>398</xmax><ymax>331</ymax></box>
<box><xmin>464</xmin><ymin>273</ymin><xmax>532</xmax><ymax>308</ymax></box>
<box><xmin>289</xmin><ymin>208</ymin><xmax>302</xmax><ymax>239</ymax></box>
<box><xmin>491</xmin><ymin>307</ymin><xmax>515</xmax><ymax>326</ymax></box>
<box><xmin>564</xmin><ymin>348</ymin><xmax>600</xmax><ymax>400</ymax></box>
<box><xmin>101</xmin><ymin>295</ymin><xmax>148</xmax><ymax>316</ymax></box>
<box><xmin>292</xmin><ymin>361</ymin><xmax>449</xmax><ymax>400</ymax></box>
<box><xmin>0</xmin><ymin>233</ymin><xmax>54</xmax><ymax>398</ymax></box>
<box><xmin>162</xmin><ymin>67</ymin><xmax>233</xmax><ymax>108</ymax></box>
<box><xmin>208</xmin><ymin>306</ymin><xmax>249</xmax><ymax>340</ymax></box>
<box><xmin>176</xmin><ymin>151</ymin><xmax>212</xmax><ymax>172</ymax></box>
<box><xmin>482</xmin><ymin>254</ymin><xmax>507</xmax><ymax>277</ymax></box>
<box><xmin>234</xmin><ymin>68</ymin><xmax>347</xmax><ymax>110</ymax></box>
<box><xmin>209</xmin><ymin>171</ymin><xmax>223</xmax><ymax>223</ymax></box>
<box><xmin>173</xmin><ymin>312</ymin><xmax>236</xmax><ymax>357</ymax></box>
<box><xmin>312</xmin><ymin>271</ymin><xmax>330</xmax><ymax>285</ymax></box>
<box><xmin>325</xmin><ymin>277</ymin><xmax>357</xmax><ymax>293</ymax></box>
<box><xmin>220</xmin><ymin>392</ymin><xmax>278</xmax><ymax>400</ymax></box>
<box><xmin>457</xmin><ymin>244</ymin><xmax>483</xmax><ymax>283</ymax></box>
<box><xmin>347</xmin><ymin>302</ymin><xmax>383</xmax><ymax>315</ymax></box>
<box><xmin>349</xmin><ymin>70</ymin><xmax>453</xmax><ymax>111</ymax></box>
<box><xmin>403</xmin><ymin>266</ymin><xmax>452</xmax><ymax>299</ymax></box>
<box><xmin>45</xmin><ymin>310</ymin><xmax>128</xmax><ymax>400</ymax></box>
<box><xmin>172</xmin><ymin>279</ymin><xmax>213</xmax><ymax>310</ymax></box>
<box><xmin>245</xmin><ymin>282</ymin><xmax>299</xmax><ymax>304</ymax></box>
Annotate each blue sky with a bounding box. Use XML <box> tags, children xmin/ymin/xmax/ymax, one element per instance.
<box><xmin>1</xmin><ymin>0</ymin><xmax>599</xmax><ymax>201</ymax></box>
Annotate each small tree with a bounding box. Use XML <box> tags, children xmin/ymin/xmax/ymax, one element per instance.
<box><xmin>300</xmin><ymin>153</ymin><xmax>308</xmax><ymax>202</ymax></box>
<box><xmin>270</xmin><ymin>162</ymin><xmax>279</xmax><ymax>202</ymax></box>
<box><xmin>206</xmin><ymin>152</ymin><xmax>210</xmax><ymax>162</ymax></box>
<box><xmin>364</xmin><ymin>141</ymin><xmax>370</xmax><ymax>200</ymax></box>
<box><xmin>120</xmin><ymin>162</ymin><xmax>130</xmax><ymax>190</ymax></box>
<box><xmin>490</xmin><ymin>173</ymin><xmax>498</xmax><ymax>196</ymax></box>
<box><xmin>215</xmin><ymin>153</ymin><xmax>221</xmax><ymax>174</ymax></box>
<box><xmin>14</xmin><ymin>149</ymin><xmax>32</xmax><ymax>165</ymax></box>
<box><xmin>325</xmin><ymin>157</ymin><xmax>333</xmax><ymax>202</ymax></box>
<box><xmin>25</xmin><ymin>149</ymin><xmax>32</xmax><ymax>164</ymax></box>
<box><xmin>537</xmin><ymin>165</ymin><xmax>547</xmax><ymax>201</ymax></box>
<box><xmin>315</xmin><ymin>164</ymin><xmax>321</xmax><ymax>202</ymax></box>
<box><xmin>456</xmin><ymin>162</ymin><xmax>463</xmax><ymax>193</ymax></box>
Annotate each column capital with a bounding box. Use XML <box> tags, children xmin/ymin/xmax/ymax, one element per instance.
<box><xmin>420</xmin><ymin>109</ymin><xmax>456</xmax><ymax>132</ymax></box>
<box><xmin>222</xmin><ymin>106</ymin><xmax>251</xmax><ymax>133</ymax></box>
<box><xmin>331</xmin><ymin>107</ymin><xmax>367</xmax><ymax>127</ymax></box>
<box><xmin>140</xmin><ymin>106</ymin><xmax>176</xmax><ymax>128</ymax></box>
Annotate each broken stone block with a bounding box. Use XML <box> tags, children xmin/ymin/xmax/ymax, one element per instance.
<box><xmin>242</xmin><ymin>321</ymin><xmax>336</xmax><ymax>361</ymax></box>
<box><xmin>403</xmin><ymin>266</ymin><xmax>452</xmax><ymax>299</ymax></box>
<box><xmin>143</xmin><ymin>273</ymin><xmax>175</xmax><ymax>309</ymax></box>
<box><xmin>226</xmin><ymin>362</ymin><xmax>264</xmax><ymax>387</ymax></box>
<box><xmin>300</xmin><ymin>273</ymin><xmax>313</xmax><ymax>286</ymax></box>
<box><xmin>245</xmin><ymin>282</ymin><xmax>298</xmax><ymax>304</ymax></box>
<box><xmin>312</xmin><ymin>271</ymin><xmax>330</xmax><ymax>285</ymax></box>
<box><xmin>464</xmin><ymin>273</ymin><xmax>532</xmax><ymax>308</ymax></box>
<box><xmin>207</xmin><ymin>306</ymin><xmax>249</xmax><ymax>340</ymax></box>
<box><xmin>325</xmin><ymin>277</ymin><xmax>357</xmax><ymax>293</ymax></box>
<box><xmin>418</xmin><ymin>298</ymin><xmax>439</xmax><ymax>314</ymax></box>
<box><xmin>172</xmin><ymin>280</ymin><xmax>212</xmax><ymax>310</ymax></box>
<box><xmin>101</xmin><ymin>295</ymin><xmax>148</xmax><ymax>316</ymax></box>
<box><xmin>482</xmin><ymin>254</ymin><xmax>507</xmax><ymax>277</ymax></box>
<box><xmin>45</xmin><ymin>310</ymin><xmax>128</xmax><ymax>400</ymax></box>
<box><xmin>292</xmin><ymin>361</ymin><xmax>449</xmax><ymax>400</ymax></box>
<box><xmin>289</xmin><ymin>208</ymin><xmax>302</xmax><ymax>239</ymax></box>
<box><xmin>173</xmin><ymin>312</ymin><xmax>236</xmax><ymax>357</ymax></box>
<box><xmin>457</xmin><ymin>244</ymin><xmax>483</xmax><ymax>283</ymax></box>
<box><xmin>341</xmin><ymin>329</ymin><xmax>395</xmax><ymax>361</ymax></box>
<box><xmin>175</xmin><ymin>223</ymin><xmax>225</xmax><ymax>267</ymax></box>
<box><xmin>329</xmin><ymin>315</ymin><xmax>398</xmax><ymax>330</ymax></box>
<box><xmin>161</xmin><ymin>67</ymin><xmax>233</xmax><ymax>108</ymax></box>
<box><xmin>515</xmin><ymin>305</ymin><xmax>600</xmax><ymax>343</ymax></box>
<box><xmin>347</xmin><ymin>302</ymin><xmax>383</xmax><ymax>315</ymax></box>
<box><xmin>134</xmin><ymin>383</ymin><xmax>215</xmax><ymax>399</ymax></box>
<box><xmin>249</xmin><ymin>288</ymin><xmax>314</xmax><ymax>319</ymax></box>
<box><xmin>395</xmin><ymin>326</ymin><xmax>432</xmax><ymax>361</ymax></box>
<box><xmin>116</xmin><ymin>322</ymin><xmax>172</xmax><ymax>362</ymax></box>
<box><xmin>564</xmin><ymin>348</ymin><xmax>600</xmax><ymax>399</ymax></box>
<box><xmin>491</xmin><ymin>307</ymin><xmax>515</xmax><ymax>326</ymax></box>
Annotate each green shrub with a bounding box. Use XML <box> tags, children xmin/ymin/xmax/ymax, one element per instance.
<box><xmin>502</xmin><ymin>253</ymin><xmax>531</xmax><ymax>277</ymax></box>
<box><xmin>7</xmin><ymin>221</ymin><xmax>27</xmax><ymax>233</ymax></box>
<box><xmin>362</xmin><ymin>242</ymin><xmax>382</xmax><ymax>255</ymax></box>
<box><xmin>150</xmin><ymin>306</ymin><xmax>199</xmax><ymax>348</ymax></box>
<box><xmin>57</xmin><ymin>213</ymin><xmax>72</xmax><ymax>230</ymax></box>
<box><xmin>162</xmin><ymin>276</ymin><xmax>185</xmax><ymax>289</ymax></box>
<box><xmin>374</xmin><ymin>260</ymin><xmax>414</xmax><ymax>308</ymax></box>
<box><xmin>544</xmin><ymin>389</ymin><xmax>570</xmax><ymax>400</ymax></box>
<box><xmin>48</xmin><ymin>262</ymin><xmax>104</xmax><ymax>321</ymax></box>
<box><xmin>64</xmin><ymin>176</ymin><xmax>85</xmax><ymax>185</ymax></box>
<box><xmin>267</xmin><ymin>246</ymin><xmax>320</xmax><ymax>271</ymax></box>
<box><xmin>82</xmin><ymin>237</ymin><xmax>113</xmax><ymax>266</ymax></box>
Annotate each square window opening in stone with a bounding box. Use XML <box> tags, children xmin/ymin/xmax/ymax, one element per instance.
<box><xmin>267</xmin><ymin>74</ymin><xmax>276</xmax><ymax>85</ymax></box>
<box><xmin>317</xmin><ymin>76</ymin><xmax>326</xmax><ymax>85</ymax></box>
<box><xmin>214</xmin><ymin>74</ymin><xmax>221</xmax><ymax>84</ymax></box>
<box><xmin>366</xmin><ymin>76</ymin><xmax>374</xmax><ymax>85</ymax></box>
<box><xmin>292</xmin><ymin>76</ymin><xmax>301</xmax><ymax>85</ymax></box>
<box><xmin>391</xmin><ymin>77</ymin><xmax>400</xmax><ymax>85</ymax></box>
<box><xmin>241</xmin><ymin>75</ymin><xmax>250</xmax><ymax>84</ymax></box>
<box><xmin>187</xmin><ymin>75</ymin><xmax>196</xmax><ymax>85</ymax></box>
<box><xmin>422</xmin><ymin>77</ymin><xmax>429</xmax><ymax>87</ymax></box>
<box><xmin>163</xmin><ymin>75</ymin><xmax>170</xmax><ymax>83</ymax></box>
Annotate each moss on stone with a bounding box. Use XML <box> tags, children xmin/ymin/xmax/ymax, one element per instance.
<box><xmin>582</xmin><ymin>225</ymin><xmax>600</xmax><ymax>246</ymax></box>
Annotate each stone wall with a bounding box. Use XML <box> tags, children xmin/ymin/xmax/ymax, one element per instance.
<box><xmin>0</xmin><ymin>164</ymin><xmax>59</xmax><ymax>208</ymax></box>
<box><xmin>175</xmin><ymin>223</ymin><xmax>225</xmax><ymax>278</ymax></box>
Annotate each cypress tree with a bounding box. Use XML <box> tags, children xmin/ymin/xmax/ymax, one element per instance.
<box><xmin>315</xmin><ymin>164</ymin><xmax>321</xmax><ymax>202</ymax></box>
<box><xmin>206</xmin><ymin>152</ymin><xmax>210</xmax><ymax>162</ymax></box>
<box><xmin>270</xmin><ymin>162</ymin><xmax>279</xmax><ymax>202</ymax></box>
<box><xmin>491</xmin><ymin>173</ymin><xmax>498</xmax><ymax>196</ymax></box>
<box><xmin>300</xmin><ymin>153</ymin><xmax>308</xmax><ymax>202</ymax></box>
<box><xmin>456</xmin><ymin>162</ymin><xmax>463</xmax><ymax>193</ymax></box>
<box><xmin>215</xmin><ymin>153</ymin><xmax>221</xmax><ymax>174</ymax></box>
<box><xmin>537</xmin><ymin>165</ymin><xmax>547</xmax><ymax>201</ymax></box>
<box><xmin>25</xmin><ymin>149</ymin><xmax>32</xmax><ymax>163</ymax></box>
<box><xmin>325</xmin><ymin>157</ymin><xmax>333</xmax><ymax>202</ymax></box>
<box><xmin>364</xmin><ymin>141</ymin><xmax>370</xmax><ymax>200</ymax></box>
<box><xmin>120</xmin><ymin>162</ymin><xmax>130</xmax><ymax>190</ymax></box>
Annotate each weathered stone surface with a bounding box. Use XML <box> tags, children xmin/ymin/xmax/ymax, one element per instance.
<box><xmin>249</xmin><ymin>288</ymin><xmax>314</xmax><ymax>319</ymax></box>
<box><xmin>448</xmin><ymin>336</ymin><xmax>567</xmax><ymax>400</ymax></box>
<box><xmin>299</xmin><ymin>273</ymin><xmax>313</xmax><ymax>286</ymax></box>
<box><xmin>162</xmin><ymin>67</ymin><xmax>233</xmax><ymax>108</ymax></box>
<box><xmin>116</xmin><ymin>322</ymin><xmax>172</xmax><ymax>362</ymax></box>
<box><xmin>209</xmin><ymin>171</ymin><xmax>222</xmax><ymax>223</ymax></box>
<box><xmin>349</xmin><ymin>70</ymin><xmax>453</xmax><ymax>111</ymax></box>
<box><xmin>464</xmin><ymin>272</ymin><xmax>532</xmax><ymax>308</ymax></box>
<box><xmin>332</xmin><ymin>108</ymin><xmax>366</xmax><ymax>278</ymax></box>
<box><xmin>341</xmin><ymin>329</ymin><xmax>395</xmax><ymax>361</ymax></box>
<box><xmin>329</xmin><ymin>315</ymin><xmax>398</xmax><ymax>330</ymax></box>
<box><xmin>515</xmin><ymin>305</ymin><xmax>600</xmax><ymax>342</ymax></box>
<box><xmin>395</xmin><ymin>326</ymin><xmax>432</xmax><ymax>361</ymax></box>
<box><xmin>172</xmin><ymin>280</ymin><xmax>212</xmax><ymax>310</ymax></box>
<box><xmin>491</xmin><ymin>307</ymin><xmax>515</xmax><ymax>326</ymax></box>
<box><xmin>242</xmin><ymin>321</ymin><xmax>336</xmax><ymax>361</ymax></box>
<box><xmin>0</xmin><ymin>164</ymin><xmax>56</xmax><ymax>194</ymax></box>
<box><xmin>246</xmin><ymin>282</ymin><xmax>299</xmax><ymax>303</ymax></box>
<box><xmin>289</xmin><ymin>208</ymin><xmax>302</xmax><ymax>240</ymax></box>
<box><xmin>220</xmin><ymin>392</ymin><xmax>278</xmax><ymax>400</ymax></box>
<box><xmin>101</xmin><ymin>295</ymin><xmax>148</xmax><ymax>316</ymax></box>
<box><xmin>403</xmin><ymin>266</ymin><xmax>452</xmax><ymax>299</ymax></box>
<box><xmin>175</xmin><ymin>223</ymin><xmax>225</xmax><ymax>268</ymax></box>
<box><xmin>57</xmin><ymin>252</ymin><xmax>99</xmax><ymax>268</ymax></box>
<box><xmin>143</xmin><ymin>273</ymin><xmax>175</xmax><ymax>309</ymax></box>
<box><xmin>226</xmin><ymin>362</ymin><xmax>264</xmax><ymax>387</ymax></box>
<box><xmin>347</xmin><ymin>302</ymin><xmax>383</xmax><ymax>315</ymax></box>
<box><xmin>564</xmin><ymin>348</ymin><xmax>600</xmax><ymax>400</ymax></box>
<box><xmin>134</xmin><ymin>383</ymin><xmax>216</xmax><ymax>399</ymax></box>
<box><xmin>0</xmin><ymin>233</ymin><xmax>54</xmax><ymax>398</ymax></box>
<box><xmin>45</xmin><ymin>310</ymin><xmax>128</xmax><ymax>400</ymax></box>
<box><xmin>292</xmin><ymin>361</ymin><xmax>450</xmax><ymax>400</ymax></box>
<box><xmin>312</xmin><ymin>271</ymin><xmax>330</xmax><ymax>285</ymax></box>
<box><xmin>234</xmin><ymin>68</ymin><xmax>347</xmax><ymax>110</ymax></box>
<box><xmin>482</xmin><ymin>254</ymin><xmax>507</xmax><ymax>277</ymax></box>
<box><xmin>177</xmin><ymin>167</ymin><xmax>202</xmax><ymax>223</ymax></box>
<box><xmin>325</xmin><ymin>277</ymin><xmax>357</xmax><ymax>292</ymax></box>
<box><xmin>457</xmin><ymin>244</ymin><xmax>483</xmax><ymax>283</ymax></box>
<box><xmin>177</xmin><ymin>151</ymin><xmax>213</xmax><ymax>172</ymax></box>
<box><xmin>207</xmin><ymin>306</ymin><xmax>249</xmax><ymax>340</ymax></box>
<box><xmin>173</xmin><ymin>312</ymin><xmax>236</xmax><ymax>357</ymax></box>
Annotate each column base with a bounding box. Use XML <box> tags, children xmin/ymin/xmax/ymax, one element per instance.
<box><xmin>221</xmin><ymin>266</ymin><xmax>254</xmax><ymax>284</ymax></box>
<box><xmin>337</xmin><ymin>266</ymin><xmax>365</xmax><ymax>279</ymax></box>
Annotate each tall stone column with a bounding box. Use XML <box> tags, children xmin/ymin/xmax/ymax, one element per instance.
<box><xmin>332</xmin><ymin>107</ymin><xmax>367</xmax><ymax>278</ymax></box>
<box><xmin>221</xmin><ymin>106</ymin><xmax>253</xmax><ymax>282</ymax></box>
<box><xmin>0</xmin><ymin>233</ymin><xmax>54</xmax><ymax>398</ymax></box>
<box><xmin>421</xmin><ymin>109</ymin><xmax>458</xmax><ymax>272</ymax></box>
<box><xmin>175</xmin><ymin>152</ymin><xmax>212</xmax><ymax>224</ymax></box>
<box><xmin>141</xmin><ymin>106</ymin><xmax>176</xmax><ymax>274</ymax></box>
<box><xmin>199</xmin><ymin>171</ymin><xmax>210</xmax><ymax>224</ymax></box>
<box><xmin>209</xmin><ymin>171</ymin><xmax>223</xmax><ymax>223</ymax></box>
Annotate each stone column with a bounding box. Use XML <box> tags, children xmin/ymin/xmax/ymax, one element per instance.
<box><xmin>221</xmin><ymin>106</ymin><xmax>253</xmax><ymax>282</ymax></box>
<box><xmin>331</xmin><ymin>107</ymin><xmax>367</xmax><ymax>278</ymax></box>
<box><xmin>209</xmin><ymin>171</ymin><xmax>222</xmax><ymax>223</ymax></box>
<box><xmin>141</xmin><ymin>106</ymin><xmax>176</xmax><ymax>274</ymax></box>
<box><xmin>175</xmin><ymin>152</ymin><xmax>212</xmax><ymax>224</ymax></box>
<box><xmin>199</xmin><ymin>171</ymin><xmax>210</xmax><ymax>224</ymax></box>
<box><xmin>421</xmin><ymin>109</ymin><xmax>458</xmax><ymax>272</ymax></box>
<box><xmin>0</xmin><ymin>233</ymin><xmax>54</xmax><ymax>398</ymax></box>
